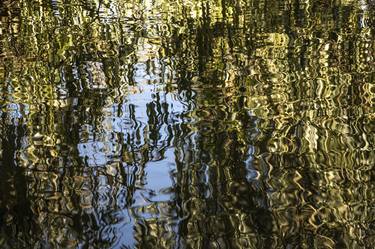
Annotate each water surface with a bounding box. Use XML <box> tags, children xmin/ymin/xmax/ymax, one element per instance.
<box><xmin>0</xmin><ymin>0</ymin><xmax>374</xmax><ymax>248</ymax></box>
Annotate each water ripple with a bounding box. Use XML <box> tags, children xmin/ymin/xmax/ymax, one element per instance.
<box><xmin>0</xmin><ymin>0</ymin><xmax>374</xmax><ymax>248</ymax></box>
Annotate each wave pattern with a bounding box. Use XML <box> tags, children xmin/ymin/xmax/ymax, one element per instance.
<box><xmin>0</xmin><ymin>0</ymin><xmax>374</xmax><ymax>248</ymax></box>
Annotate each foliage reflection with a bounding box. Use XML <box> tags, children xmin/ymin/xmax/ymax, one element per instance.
<box><xmin>0</xmin><ymin>0</ymin><xmax>374</xmax><ymax>248</ymax></box>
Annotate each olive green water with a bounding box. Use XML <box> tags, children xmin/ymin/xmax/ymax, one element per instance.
<box><xmin>0</xmin><ymin>0</ymin><xmax>374</xmax><ymax>248</ymax></box>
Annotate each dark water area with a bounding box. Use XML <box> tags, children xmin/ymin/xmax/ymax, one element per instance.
<box><xmin>0</xmin><ymin>0</ymin><xmax>374</xmax><ymax>248</ymax></box>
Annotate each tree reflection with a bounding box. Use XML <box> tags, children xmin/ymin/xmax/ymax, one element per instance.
<box><xmin>0</xmin><ymin>0</ymin><xmax>374</xmax><ymax>248</ymax></box>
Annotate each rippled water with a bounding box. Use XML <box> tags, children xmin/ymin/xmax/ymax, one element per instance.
<box><xmin>0</xmin><ymin>0</ymin><xmax>374</xmax><ymax>248</ymax></box>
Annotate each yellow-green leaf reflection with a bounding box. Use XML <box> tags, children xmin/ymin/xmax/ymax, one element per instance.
<box><xmin>0</xmin><ymin>0</ymin><xmax>374</xmax><ymax>248</ymax></box>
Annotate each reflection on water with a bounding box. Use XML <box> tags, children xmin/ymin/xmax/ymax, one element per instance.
<box><xmin>0</xmin><ymin>0</ymin><xmax>374</xmax><ymax>248</ymax></box>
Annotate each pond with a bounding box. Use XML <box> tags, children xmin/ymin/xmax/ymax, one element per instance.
<box><xmin>0</xmin><ymin>0</ymin><xmax>374</xmax><ymax>248</ymax></box>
